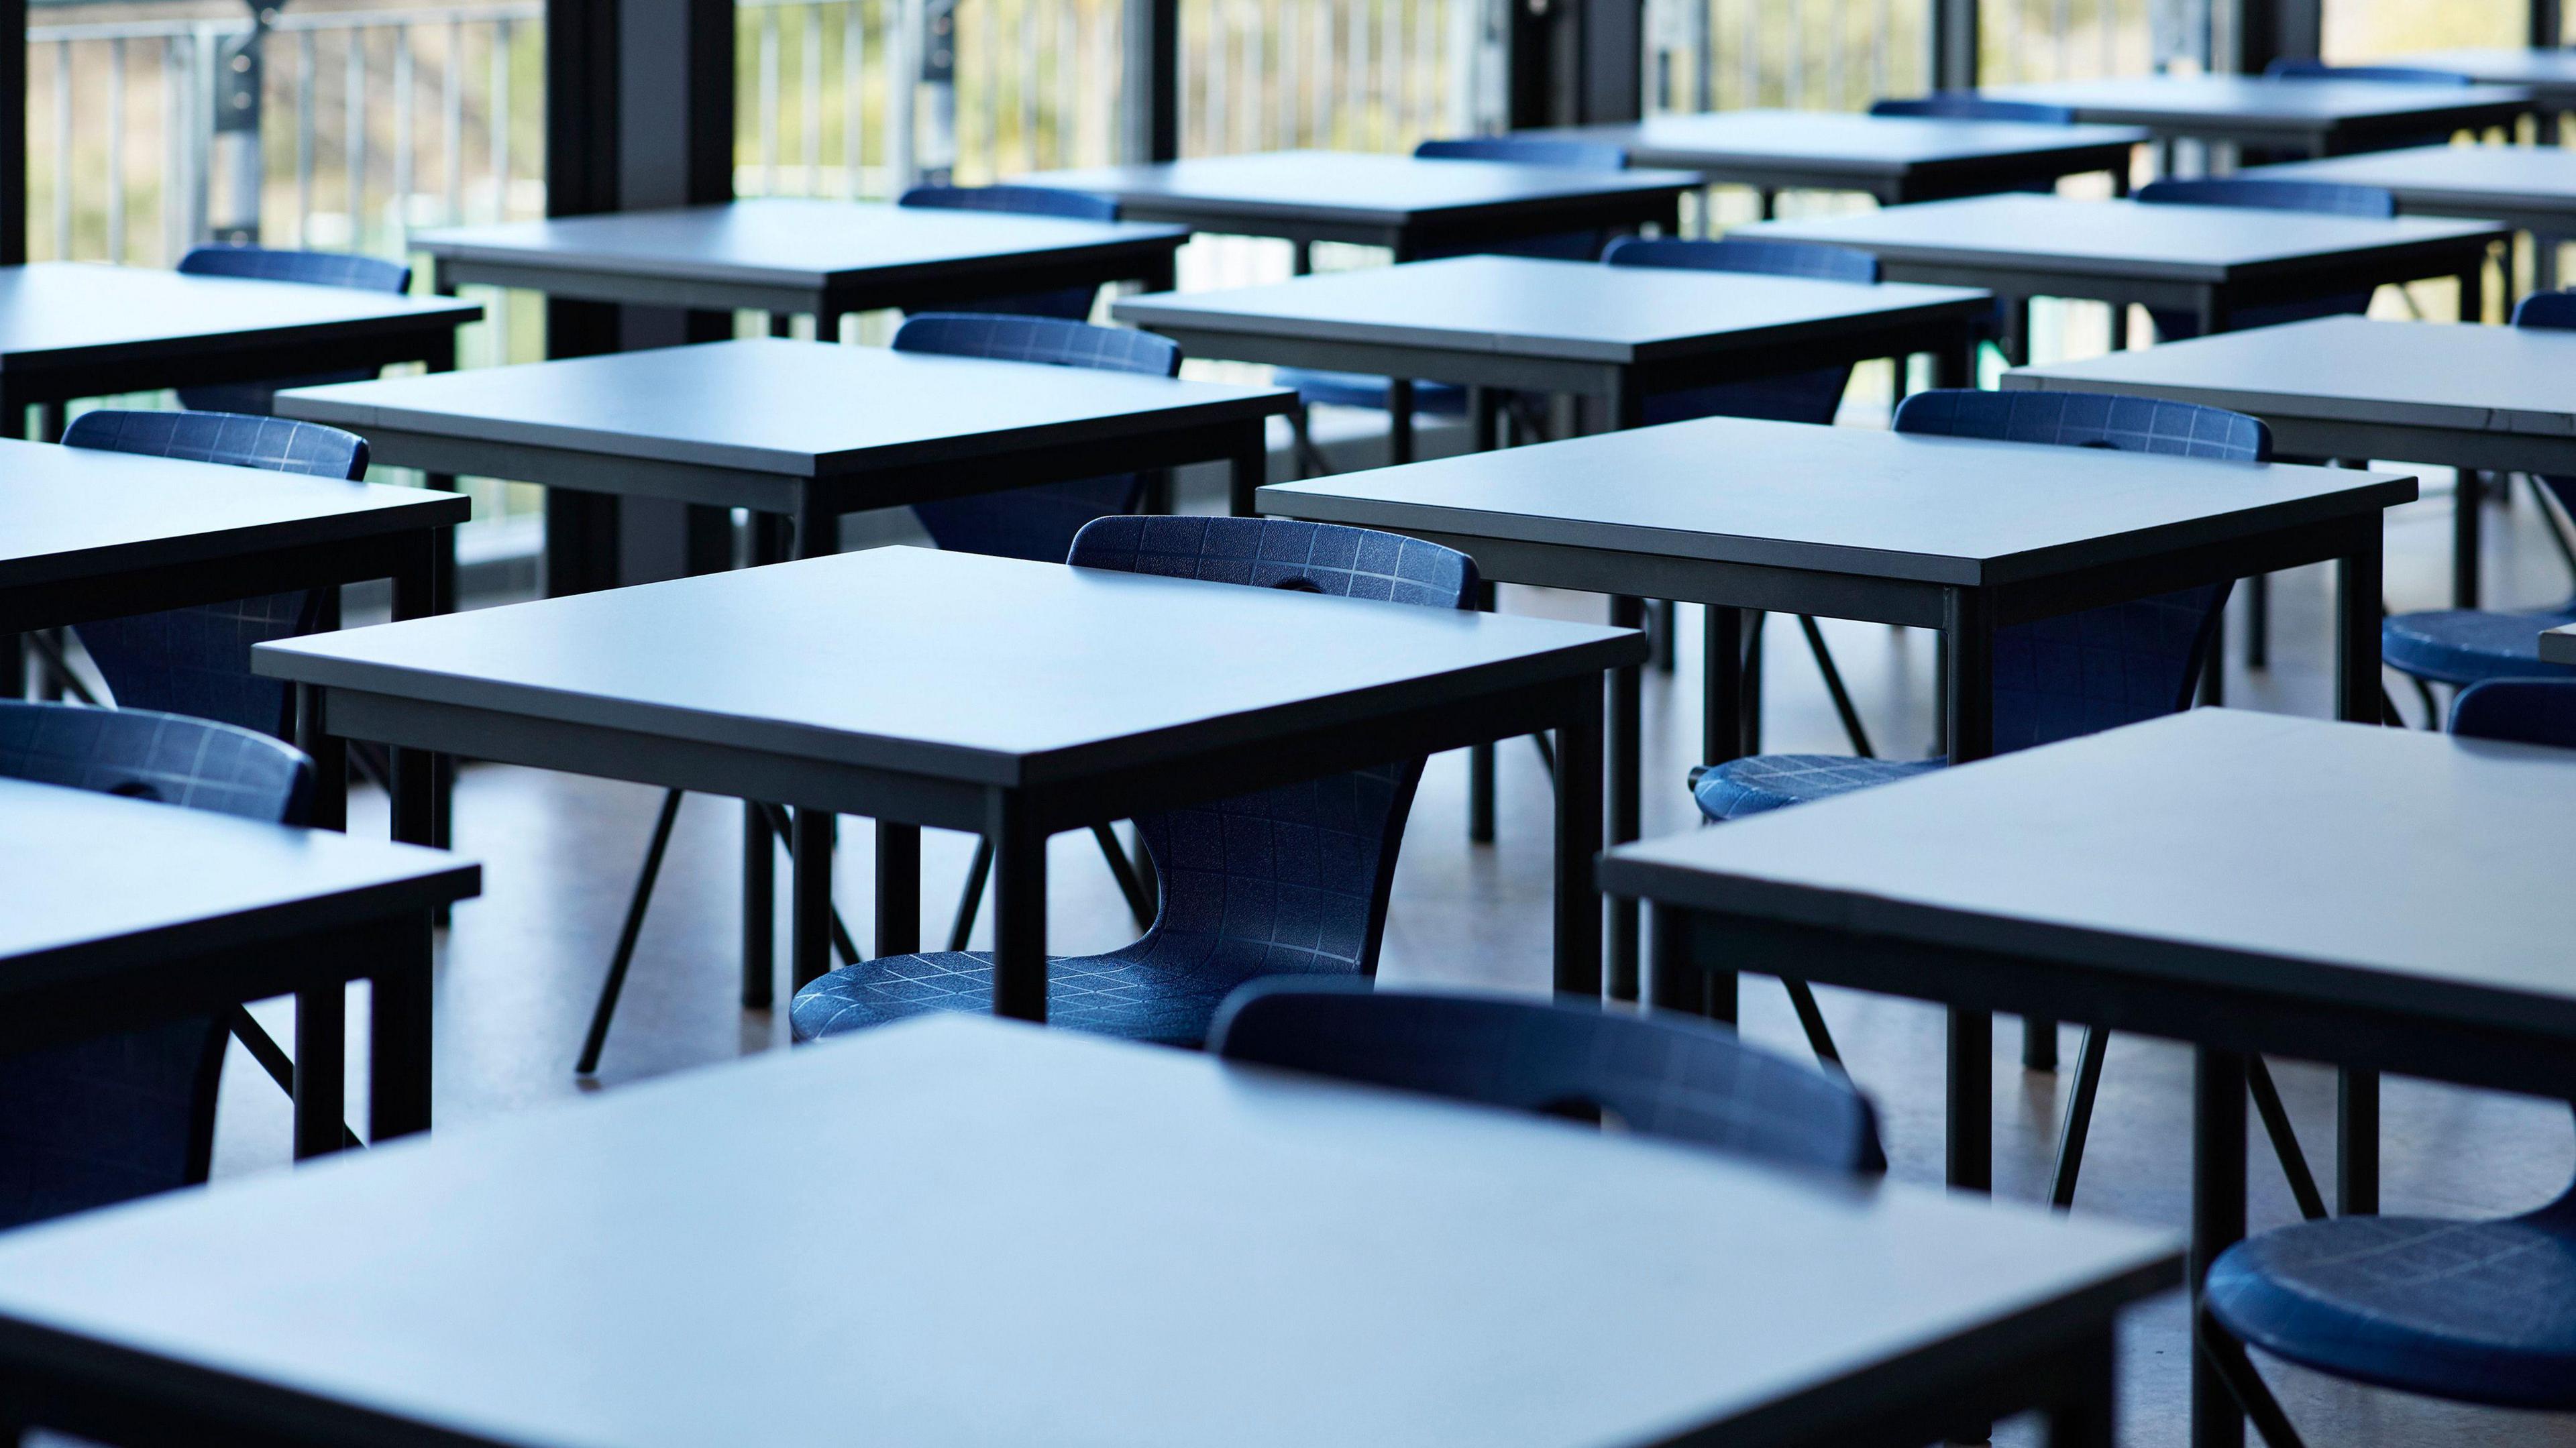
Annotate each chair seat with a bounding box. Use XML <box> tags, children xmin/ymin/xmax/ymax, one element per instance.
<box><xmin>1690</xmin><ymin>754</ymin><xmax>1947</xmax><ymax>822</ymax></box>
<box><xmin>1277</xmin><ymin>368</ymin><xmax>1469</xmax><ymax>416</ymax></box>
<box><xmin>2206</xmin><ymin>1207</ymin><xmax>2576</xmax><ymax>1410</ymax></box>
<box><xmin>2382</xmin><ymin>606</ymin><xmax>2576</xmax><ymax>687</ymax></box>
<box><xmin>790</xmin><ymin>942</ymin><xmax>1360</xmax><ymax>1048</ymax></box>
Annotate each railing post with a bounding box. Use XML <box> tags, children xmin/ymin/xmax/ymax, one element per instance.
<box><xmin>919</xmin><ymin>0</ymin><xmax>957</xmax><ymax>182</ymax></box>
<box><xmin>1930</xmin><ymin>0</ymin><xmax>1976</xmax><ymax>91</ymax></box>
<box><xmin>209</xmin><ymin>3</ymin><xmax>268</xmax><ymax>243</ymax></box>
<box><xmin>1120</xmin><ymin>0</ymin><xmax>1177</xmax><ymax>161</ymax></box>
<box><xmin>2537</xmin><ymin>0</ymin><xmax>2563</xmax><ymax>47</ymax></box>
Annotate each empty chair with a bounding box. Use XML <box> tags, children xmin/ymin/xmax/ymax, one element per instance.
<box><xmin>1868</xmin><ymin>93</ymin><xmax>2078</xmax><ymax>125</ymax></box>
<box><xmin>2262</xmin><ymin>58</ymin><xmax>2474</xmax><ymax>86</ymax></box>
<box><xmin>2199</xmin><ymin>677</ymin><xmax>2576</xmax><ymax>1445</ymax></box>
<box><xmin>62</xmin><ymin>411</ymin><xmax>371</xmax><ymax>739</ymax></box>
<box><xmin>0</xmin><ymin>700</ymin><xmax>313</xmax><ymax>1229</ymax></box>
<box><xmin>2133</xmin><ymin>178</ymin><xmax>2397</xmax><ymax>342</ymax></box>
<box><xmin>1210</xmin><ymin>978</ymin><xmax>1886</xmax><ymax>1174</ymax></box>
<box><xmin>1279</xmin><ymin>135</ymin><xmax>1631</xmax><ymax>474</ymax></box>
<box><xmin>578</xmin><ymin>315</ymin><xmax>1181</xmax><ymax>1072</ymax></box>
<box><xmin>2382</xmin><ymin>292</ymin><xmax>2576</xmax><ymax>711</ymax></box>
<box><xmin>172</xmin><ymin>245</ymin><xmax>415</xmax><ymax>416</ymax></box>
<box><xmin>789</xmin><ymin>516</ymin><xmax>1475</xmax><ymax>1050</ymax></box>
<box><xmin>896</xmin><ymin>184</ymin><xmax>1122</xmax><ymax>321</ymax></box>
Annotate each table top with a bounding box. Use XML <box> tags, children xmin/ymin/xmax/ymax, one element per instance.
<box><xmin>1113</xmin><ymin>254</ymin><xmax>1990</xmax><ymax>364</ymax></box>
<box><xmin>1733</xmin><ymin>194</ymin><xmax>2506</xmax><ymax>281</ymax></box>
<box><xmin>2391</xmin><ymin>46</ymin><xmax>2576</xmax><ymax>92</ymax></box>
<box><xmin>1259</xmin><ymin>413</ymin><xmax>2413</xmax><ymax>587</ymax></box>
<box><xmin>2542</xmin><ymin>622</ymin><xmax>2576</xmax><ymax>665</ymax></box>
<box><xmin>0</xmin><ymin>437</ymin><xmax>470</xmax><ymax>593</ymax></box>
<box><xmin>252</xmin><ymin>547</ymin><xmax>1642</xmax><ymax>787</ymax></box>
<box><xmin>1601</xmin><ymin>708</ymin><xmax>2576</xmax><ymax>1042</ymax></box>
<box><xmin>2243</xmin><ymin>142</ymin><xmax>2576</xmax><ymax>215</ymax></box>
<box><xmin>1984</xmin><ymin>74</ymin><xmax>2533</xmax><ymax>128</ymax></box>
<box><xmin>276</xmin><ymin>338</ymin><xmax>1291</xmax><ymax>478</ymax></box>
<box><xmin>0</xmin><ymin>776</ymin><xmax>477</xmax><ymax>991</ymax></box>
<box><xmin>1010</xmin><ymin>149</ymin><xmax>1700</xmax><ymax>228</ymax></box>
<box><xmin>2003</xmin><ymin>315</ymin><xmax>2576</xmax><ymax>436</ymax></box>
<box><xmin>411</xmin><ymin>199</ymin><xmax>1189</xmax><ymax>286</ymax></box>
<box><xmin>0</xmin><ymin>262</ymin><xmax>478</xmax><ymax>368</ymax></box>
<box><xmin>0</xmin><ymin>1015</ymin><xmax>2181</xmax><ymax>1448</ymax></box>
<box><xmin>1529</xmin><ymin>109</ymin><xmax>2149</xmax><ymax>176</ymax></box>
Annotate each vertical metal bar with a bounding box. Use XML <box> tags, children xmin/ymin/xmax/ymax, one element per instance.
<box><xmin>345</xmin><ymin>25</ymin><xmax>365</xmax><ymax>247</ymax></box>
<box><xmin>845</xmin><ymin>0</ymin><xmax>866</xmax><ymax>194</ymax></box>
<box><xmin>1785</xmin><ymin>0</ymin><xmax>1803</xmax><ymax>109</ymax></box>
<box><xmin>1873</xmin><ymin>0</ymin><xmax>1890</xmax><ymax>97</ymax></box>
<box><xmin>393</xmin><ymin>25</ymin><xmax>415</xmax><ymax>241</ymax></box>
<box><xmin>1020</xmin><ymin>0</ymin><xmax>1040</xmax><ymax>172</ymax></box>
<box><xmin>294</xmin><ymin>31</ymin><xmax>314</xmax><ymax>244</ymax></box>
<box><xmin>1829</xmin><ymin>0</ymin><xmax>1846</xmax><ymax>105</ymax></box>
<box><xmin>986</xmin><ymin>791</ymin><xmax>1049</xmax><ymax>1021</ymax></box>
<box><xmin>52</xmin><ymin>42</ymin><xmax>69</xmax><ymax>260</ymax></box>
<box><xmin>108</xmin><ymin>38</ymin><xmax>126</xmax><ymax>262</ymax></box>
<box><xmin>1550</xmin><ymin>675</ymin><xmax>1605</xmax><ymax>999</ymax></box>
<box><xmin>164</xmin><ymin>36</ymin><xmax>183</xmax><ymax>261</ymax></box>
<box><xmin>2100</xmin><ymin>0</ymin><xmax>2116</xmax><ymax>75</ymax></box>
<box><xmin>760</xmin><ymin>7</ymin><xmax>780</xmax><ymax>192</ymax></box>
<box><xmin>491</xmin><ymin>19</ymin><xmax>512</xmax><ymax>219</ymax></box>
<box><xmin>977</xmin><ymin>0</ymin><xmax>1000</xmax><ymax>176</ymax></box>
<box><xmin>1379</xmin><ymin>0</ymin><xmax>1400</xmax><ymax>145</ymax></box>
<box><xmin>1204</xmin><ymin>0</ymin><xmax>1226</xmax><ymax>154</ymax></box>
<box><xmin>444</xmin><ymin>17</ymin><xmax>464</xmax><ymax>221</ymax></box>
<box><xmin>889</xmin><ymin>0</ymin><xmax>916</xmax><ymax>189</ymax></box>
<box><xmin>1055</xmin><ymin>0</ymin><xmax>1076</xmax><ymax>164</ymax></box>
<box><xmin>1739</xmin><ymin>0</ymin><xmax>1756</xmax><ymax>108</ymax></box>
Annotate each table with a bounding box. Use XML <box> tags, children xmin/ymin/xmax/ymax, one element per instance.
<box><xmin>0</xmin><ymin>775</ymin><xmax>477</xmax><ymax>1159</ymax></box>
<box><xmin>1983</xmin><ymin>74</ymin><xmax>2531</xmax><ymax>156</ymax></box>
<box><xmin>0</xmin><ymin>263</ymin><xmax>479</xmax><ymax>431</ymax></box>
<box><xmin>1599</xmin><ymin>706</ymin><xmax>2576</xmax><ymax>1448</ymax></box>
<box><xmin>412</xmin><ymin>198</ymin><xmax>1191</xmax><ymax>323</ymax></box>
<box><xmin>2544</xmin><ymin>622</ymin><xmax>2576</xmax><ymax>665</ymax></box>
<box><xmin>276</xmin><ymin>337</ymin><xmax>1295</xmax><ymax>537</ymax></box>
<box><xmin>1014</xmin><ymin>149</ymin><xmax>1697</xmax><ymax>262</ymax></box>
<box><xmin>1734</xmin><ymin>193</ymin><xmax>2506</xmax><ymax>360</ymax></box>
<box><xmin>2245</xmin><ymin>143</ymin><xmax>2576</xmax><ymax>290</ymax></box>
<box><xmin>2004</xmin><ymin>313</ymin><xmax>2576</xmax><ymax>609</ymax></box>
<box><xmin>1526</xmin><ymin>109</ymin><xmax>2148</xmax><ymax>205</ymax></box>
<box><xmin>0</xmin><ymin>435</ymin><xmax>467</xmax><ymax>832</ymax></box>
<box><xmin>2392</xmin><ymin>47</ymin><xmax>2576</xmax><ymax>112</ymax></box>
<box><xmin>0</xmin><ymin>1014</ymin><xmax>2181</xmax><ymax>1448</ymax></box>
<box><xmin>253</xmin><ymin>547</ymin><xmax>1642</xmax><ymax>1004</ymax></box>
<box><xmin>1115</xmin><ymin>254</ymin><xmax>1990</xmax><ymax>462</ymax></box>
<box><xmin>1259</xmin><ymin>414</ymin><xmax>2414</xmax><ymax>994</ymax></box>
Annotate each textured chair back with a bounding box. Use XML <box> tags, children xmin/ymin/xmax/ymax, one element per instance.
<box><xmin>1412</xmin><ymin>136</ymin><xmax>1630</xmax><ymax>261</ymax></box>
<box><xmin>0</xmin><ymin>700</ymin><xmax>312</xmax><ymax>1230</ymax></box>
<box><xmin>896</xmin><ymin>184</ymin><xmax>1122</xmax><ymax>321</ymax></box>
<box><xmin>1069</xmin><ymin>516</ymin><xmax>1475</xmax><ymax>989</ymax></box>
<box><xmin>1603</xmin><ymin>235</ymin><xmax>1880</xmax><ymax>425</ymax></box>
<box><xmin>2452</xmin><ymin>679</ymin><xmax>2576</xmax><ymax>748</ymax></box>
<box><xmin>1869</xmin><ymin>94</ymin><xmax>2076</xmax><ymax>124</ymax></box>
<box><xmin>1210</xmin><ymin>979</ymin><xmax>1887</xmax><ymax>1174</ymax></box>
<box><xmin>64</xmin><ymin>410</ymin><xmax>369</xmax><ymax>739</ymax></box>
<box><xmin>2263</xmin><ymin>59</ymin><xmax>2474</xmax><ymax>85</ymax></box>
<box><xmin>2133</xmin><ymin>178</ymin><xmax>2396</xmax><ymax>341</ymax></box>
<box><xmin>1895</xmin><ymin>389</ymin><xmax>2266</xmax><ymax>751</ymax></box>
<box><xmin>174</xmin><ymin>245</ymin><xmax>414</xmax><ymax>414</ymax></box>
<box><xmin>2512</xmin><ymin>292</ymin><xmax>2576</xmax><ymax>526</ymax></box>
<box><xmin>891</xmin><ymin>314</ymin><xmax>1179</xmax><ymax>563</ymax></box>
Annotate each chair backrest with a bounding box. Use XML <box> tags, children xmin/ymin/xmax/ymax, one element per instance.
<box><xmin>173</xmin><ymin>245</ymin><xmax>414</xmax><ymax>414</ymax></box>
<box><xmin>1894</xmin><ymin>389</ymin><xmax>2267</xmax><ymax>752</ymax></box>
<box><xmin>896</xmin><ymin>184</ymin><xmax>1121</xmax><ymax>320</ymax></box>
<box><xmin>891</xmin><ymin>315</ymin><xmax>1179</xmax><ymax>563</ymax></box>
<box><xmin>1411</xmin><ymin>135</ymin><xmax>1630</xmax><ymax>261</ymax></box>
<box><xmin>0</xmin><ymin>700</ymin><xmax>313</xmax><ymax>1231</ymax></box>
<box><xmin>2135</xmin><ymin>176</ymin><xmax>2396</xmax><ymax>219</ymax></box>
<box><xmin>1068</xmin><ymin>516</ymin><xmax>1474</xmax><ymax>987</ymax></box>
<box><xmin>63</xmin><ymin>410</ymin><xmax>368</xmax><ymax>739</ymax></box>
<box><xmin>1210</xmin><ymin>979</ymin><xmax>1887</xmax><ymax>1174</ymax></box>
<box><xmin>2263</xmin><ymin>59</ymin><xmax>2474</xmax><ymax>86</ymax></box>
<box><xmin>1601</xmin><ymin>236</ymin><xmax>1879</xmax><ymax>426</ymax></box>
<box><xmin>2453</xmin><ymin>679</ymin><xmax>2576</xmax><ymax>746</ymax></box>
<box><xmin>2512</xmin><ymin>292</ymin><xmax>2576</xmax><ymax>524</ymax></box>
<box><xmin>1870</xmin><ymin>93</ymin><xmax>2076</xmax><ymax>124</ymax></box>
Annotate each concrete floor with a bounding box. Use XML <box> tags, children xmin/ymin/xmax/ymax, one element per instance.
<box><xmin>207</xmin><ymin>459</ymin><xmax>2576</xmax><ymax>1447</ymax></box>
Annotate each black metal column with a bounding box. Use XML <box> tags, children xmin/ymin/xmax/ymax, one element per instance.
<box><xmin>2537</xmin><ymin>0</ymin><xmax>2564</xmax><ymax>48</ymax></box>
<box><xmin>2233</xmin><ymin>0</ymin><xmax>2320</xmax><ymax>76</ymax></box>
<box><xmin>1930</xmin><ymin>0</ymin><xmax>1976</xmax><ymax>92</ymax></box>
<box><xmin>0</xmin><ymin>0</ymin><xmax>23</xmax><ymax>266</ymax></box>
<box><xmin>1122</xmin><ymin>0</ymin><xmax>1179</xmax><ymax>162</ymax></box>
<box><xmin>1507</xmin><ymin>0</ymin><xmax>1642</xmax><ymax>129</ymax></box>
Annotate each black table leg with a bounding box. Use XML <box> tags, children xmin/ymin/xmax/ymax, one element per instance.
<box><xmin>389</xmin><ymin>532</ymin><xmax>441</xmax><ymax>851</ymax></box>
<box><xmin>741</xmin><ymin>514</ymin><xmax>790</xmax><ymax>1007</ymax></box>
<box><xmin>1228</xmin><ymin>416</ymin><xmax>1267</xmax><ymax>517</ymax></box>
<box><xmin>790</xmin><ymin>808</ymin><xmax>836</xmax><ymax>993</ymax></box>
<box><xmin>2454</xmin><ymin>468</ymin><xmax>2483</xmax><ymax>610</ymax></box>
<box><xmin>297</xmin><ymin>677</ymin><xmax>347</xmax><ymax>833</ymax></box>
<box><xmin>1947</xmin><ymin>1007</ymin><xmax>1993</xmax><ymax>1195</ymax></box>
<box><xmin>2192</xmin><ymin>1047</ymin><xmax>2250</xmax><ymax>1448</ymax></box>
<box><xmin>1388</xmin><ymin>379</ymin><xmax>1415</xmax><ymax>465</ymax></box>
<box><xmin>1607</xmin><ymin>596</ymin><xmax>1644</xmax><ymax>1001</ymax></box>
<box><xmin>988</xmin><ymin>791</ymin><xmax>1048</xmax><ymax>1021</ymax></box>
<box><xmin>292</xmin><ymin>977</ymin><xmax>345</xmax><ymax>1161</ymax></box>
<box><xmin>1703</xmin><ymin>593</ymin><xmax>1744</xmax><ymax>766</ymax></box>
<box><xmin>1552</xmin><ymin>675</ymin><xmax>1605</xmax><ymax>1000</ymax></box>
<box><xmin>875</xmin><ymin>820</ymin><xmax>920</xmax><ymax>958</ymax></box>
<box><xmin>2043</xmin><ymin>1329</ymin><xmax>2118</xmax><ymax>1448</ymax></box>
<box><xmin>370</xmin><ymin>916</ymin><xmax>434</xmax><ymax>1143</ymax></box>
<box><xmin>1464</xmin><ymin>391</ymin><xmax>1501</xmax><ymax>844</ymax></box>
<box><xmin>1646</xmin><ymin>901</ymin><xmax>1709</xmax><ymax>1016</ymax></box>
<box><xmin>1945</xmin><ymin>587</ymin><xmax>1996</xmax><ymax>1195</ymax></box>
<box><xmin>2335</xmin><ymin>528</ymin><xmax>2384</xmax><ymax>727</ymax></box>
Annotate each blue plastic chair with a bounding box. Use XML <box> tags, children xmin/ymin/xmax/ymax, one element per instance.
<box><xmin>1279</xmin><ymin>135</ymin><xmax>1632</xmax><ymax>469</ymax></box>
<box><xmin>2198</xmin><ymin>678</ymin><xmax>2576</xmax><ymax>1443</ymax></box>
<box><xmin>2383</xmin><ymin>292</ymin><xmax>2576</xmax><ymax>706</ymax></box>
<box><xmin>897</xmin><ymin>184</ymin><xmax>1122</xmax><ymax>321</ymax></box>
<box><xmin>1210</xmin><ymin>978</ymin><xmax>1887</xmax><ymax>1172</ymax></box>
<box><xmin>1868</xmin><ymin>93</ymin><xmax>2078</xmax><ymax>125</ymax></box>
<box><xmin>2263</xmin><ymin>59</ymin><xmax>2475</xmax><ymax>86</ymax></box>
<box><xmin>173</xmin><ymin>245</ymin><xmax>414</xmax><ymax>416</ymax></box>
<box><xmin>0</xmin><ymin>700</ymin><xmax>313</xmax><ymax>1229</ymax></box>
<box><xmin>2133</xmin><ymin>178</ymin><xmax>2398</xmax><ymax>343</ymax></box>
<box><xmin>790</xmin><ymin>516</ymin><xmax>1477</xmax><ymax>1049</ymax></box>
<box><xmin>62</xmin><ymin>410</ymin><xmax>371</xmax><ymax>740</ymax></box>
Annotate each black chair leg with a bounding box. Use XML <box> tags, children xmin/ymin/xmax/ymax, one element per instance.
<box><xmin>1796</xmin><ymin>615</ymin><xmax>1873</xmax><ymax>758</ymax></box>
<box><xmin>2247</xmin><ymin>1055</ymin><xmax>2329</xmax><ymax>1221</ymax></box>
<box><xmin>578</xmin><ymin>787</ymin><xmax>684</xmax><ymax>1075</ymax></box>
<box><xmin>1528</xmin><ymin>731</ymin><xmax>1556</xmax><ymax>780</ymax></box>
<box><xmin>2411</xmin><ymin>675</ymin><xmax>2443</xmax><ymax>730</ymax></box>
<box><xmin>1091</xmin><ymin>822</ymin><xmax>1156</xmax><ymax>930</ymax></box>
<box><xmin>947</xmin><ymin>826</ymin><xmax>1155</xmax><ymax>948</ymax></box>
<box><xmin>228</xmin><ymin>1007</ymin><xmax>361</xmax><ymax>1150</ymax></box>
<box><xmin>949</xmin><ymin>836</ymin><xmax>996</xmax><ymax>952</ymax></box>
<box><xmin>2197</xmin><ymin>1306</ymin><xmax>2311</xmax><ymax>1448</ymax></box>
<box><xmin>2049</xmin><ymin>1026</ymin><xmax>2108</xmax><ymax>1208</ymax></box>
<box><xmin>22</xmin><ymin>629</ymin><xmax>99</xmax><ymax>707</ymax></box>
<box><xmin>2380</xmin><ymin>684</ymin><xmax>2409</xmax><ymax>728</ymax></box>
<box><xmin>1780</xmin><ymin>978</ymin><xmax>1842</xmax><ymax>1067</ymax></box>
<box><xmin>755</xmin><ymin>802</ymin><xmax>859</xmax><ymax>969</ymax></box>
<box><xmin>1740</xmin><ymin>611</ymin><xmax>1766</xmax><ymax>756</ymax></box>
<box><xmin>1286</xmin><ymin>406</ymin><xmax>1333</xmax><ymax>479</ymax></box>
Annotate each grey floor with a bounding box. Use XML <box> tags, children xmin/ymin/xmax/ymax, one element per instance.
<box><xmin>209</xmin><ymin>455</ymin><xmax>2576</xmax><ymax>1447</ymax></box>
